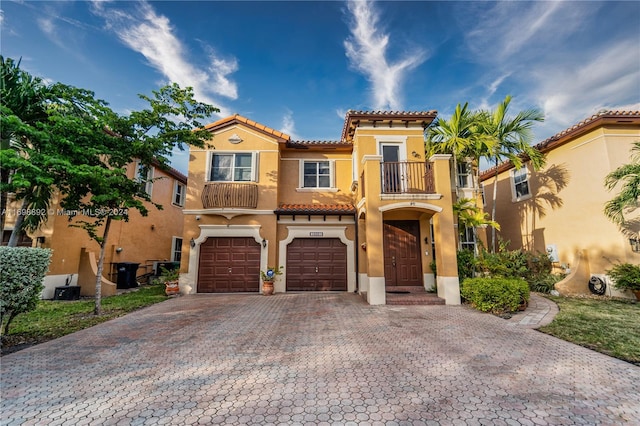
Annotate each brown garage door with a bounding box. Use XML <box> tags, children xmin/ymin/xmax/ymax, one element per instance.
<box><xmin>286</xmin><ymin>238</ymin><xmax>347</xmax><ymax>291</ymax></box>
<box><xmin>198</xmin><ymin>237</ymin><xmax>260</xmax><ymax>293</ymax></box>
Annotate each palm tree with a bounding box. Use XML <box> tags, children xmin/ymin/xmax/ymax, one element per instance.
<box><xmin>453</xmin><ymin>198</ymin><xmax>500</xmax><ymax>253</ymax></box>
<box><xmin>478</xmin><ymin>95</ymin><xmax>545</xmax><ymax>252</ymax></box>
<box><xmin>604</xmin><ymin>141</ymin><xmax>640</xmax><ymax>236</ymax></box>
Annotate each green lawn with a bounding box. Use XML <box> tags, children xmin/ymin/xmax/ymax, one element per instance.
<box><xmin>1</xmin><ymin>284</ymin><xmax>168</xmax><ymax>354</ymax></box>
<box><xmin>539</xmin><ymin>296</ymin><xmax>640</xmax><ymax>366</ymax></box>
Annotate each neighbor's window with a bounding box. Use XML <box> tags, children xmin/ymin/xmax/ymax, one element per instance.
<box><xmin>457</xmin><ymin>162</ymin><xmax>473</xmax><ymax>188</ymax></box>
<box><xmin>210</xmin><ymin>153</ymin><xmax>256</xmax><ymax>182</ymax></box>
<box><xmin>136</xmin><ymin>162</ymin><xmax>154</xmax><ymax>196</ymax></box>
<box><xmin>303</xmin><ymin>161</ymin><xmax>332</xmax><ymax>188</ymax></box>
<box><xmin>173</xmin><ymin>181</ymin><xmax>186</xmax><ymax>207</ymax></box>
<box><xmin>512</xmin><ymin>167</ymin><xmax>530</xmax><ymax>199</ymax></box>
<box><xmin>460</xmin><ymin>226</ymin><xmax>476</xmax><ymax>252</ymax></box>
<box><xmin>172</xmin><ymin>237</ymin><xmax>183</xmax><ymax>262</ymax></box>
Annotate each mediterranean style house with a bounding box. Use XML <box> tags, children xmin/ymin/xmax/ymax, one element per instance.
<box><xmin>2</xmin><ymin>162</ymin><xmax>187</xmax><ymax>298</ymax></box>
<box><xmin>479</xmin><ymin>110</ymin><xmax>640</xmax><ymax>298</ymax></box>
<box><xmin>179</xmin><ymin>112</ymin><xmax>462</xmax><ymax>305</ymax></box>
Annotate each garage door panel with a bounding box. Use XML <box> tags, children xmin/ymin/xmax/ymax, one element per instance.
<box><xmin>286</xmin><ymin>238</ymin><xmax>347</xmax><ymax>291</ymax></box>
<box><xmin>198</xmin><ymin>237</ymin><xmax>260</xmax><ymax>293</ymax></box>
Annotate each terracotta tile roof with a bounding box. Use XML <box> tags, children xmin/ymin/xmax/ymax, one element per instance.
<box><xmin>341</xmin><ymin>110</ymin><xmax>438</xmax><ymax>142</ymax></box>
<box><xmin>203</xmin><ymin>114</ymin><xmax>291</xmax><ymax>141</ymax></box>
<box><xmin>286</xmin><ymin>140</ymin><xmax>352</xmax><ymax>150</ymax></box>
<box><xmin>275</xmin><ymin>203</ymin><xmax>356</xmax><ymax>215</ymax></box>
<box><xmin>479</xmin><ymin>110</ymin><xmax>640</xmax><ymax>181</ymax></box>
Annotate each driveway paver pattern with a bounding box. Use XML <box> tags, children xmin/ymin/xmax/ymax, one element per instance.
<box><xmin>1</xmin><ymin>293</ymin><xmax>639</xmax><ymax>425</ymax></box>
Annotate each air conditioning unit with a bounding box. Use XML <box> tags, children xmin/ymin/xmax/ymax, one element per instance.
<box><xmin>588</xmin><ymin>274</ymin><xmax>608</xmax><ymax>296</ymax></box>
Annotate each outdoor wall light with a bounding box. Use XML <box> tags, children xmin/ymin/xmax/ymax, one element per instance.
<box><xmin>630</xmin><ymin>237</ymin><xmax>640</xmax><ymax>253</ymax></box>
<box><xmin>262</xmin><ymin>239</ymin><xmax>267</xmax><ymax>248</ymax></box>
<box><xmin>424</xmin><ymin>237</ymin><xmax>429</xmax><ymax>245</ymax></box>
<box><xmin>115</xmin><ymin>247</ymin><xmax>123</xmax><ymax>253</ymax></box>
<box><xmin>190</xmin><ymin>238</ymin><xmax>195</xmax><ymax>248</ymax></box>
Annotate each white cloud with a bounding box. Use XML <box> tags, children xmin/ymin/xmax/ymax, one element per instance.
<box><xmin>91</xmin><ymin>1</ymin><xmax>237</xmax><ymax>116</ymax></box>
<box><xmin>459</xmin><ymin>1</ymin><xmax>639</xmax><ymax>140</ymax></box>
<box><xmin>280</xmin><ymin>109</ymin><xmax>299</xmax><ymax>140</ymax></box>
<box><xmin>344</xmin><ymin>0</ymin><xmax>428</xmax><ymax>111</ymax></box>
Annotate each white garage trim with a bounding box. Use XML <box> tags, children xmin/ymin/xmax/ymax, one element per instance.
<box><xmin>278</xmin><ymin>226</ymin><xmax>355</xmax><ymax>293</ymax></box>
<box><xmin>181</xmin><ymin>225</ymin><xmax>267</xmax><ymax>294</ymax></box>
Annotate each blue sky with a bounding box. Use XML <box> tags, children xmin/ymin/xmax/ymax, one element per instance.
<box><xmin>2</xmin><ymin>0</ymin><xmax>639</xmax><ymax>174</ymax></box>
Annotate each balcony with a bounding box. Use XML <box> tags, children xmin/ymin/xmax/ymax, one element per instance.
<box><xmin>380</xmin><ymin>161</ymin><xmax>435</xmax><ymax>194</ymax></box>
<box><xmin>201</xmin><ymin>183</ymin><xmax>258</xmax><ymax>209</ymax></box>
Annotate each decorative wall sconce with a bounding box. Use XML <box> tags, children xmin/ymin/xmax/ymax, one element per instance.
<box><xmin>115</xmin><ymin>247</ymin><xmax>123</xmax><ymax>253</ymax></box>
<box><xmin>151</xmin><ymin>224</ymin><xmax>155</xmax><ymax>230</ymax></box>
<box><xmin>630</xmin><ymin>237</ymin><xmax>640</xmax><ymax>253</ymax></box>
<box><xmin>190</xmin><ymin>238</ymin><xmax>195</xmax><ymax>248</ymax></box>
<box><xmin>262</xmin><ymin>239</ymin><xmax>267</xmax><ymax>248</ymax></box>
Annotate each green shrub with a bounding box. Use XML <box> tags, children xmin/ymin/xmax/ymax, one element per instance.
<box><xmin>461</xmin><ymin>277</ymin><xmax>529</xmax><ymax>315</ymax></box>
<box><xmin>457</xmin><ymin>249</ymin><xmax>476</xmax><ymax>280</ymax></box>
<box><xmin>607</xmin><ymin>263</ymin><xmax>640</xmax><ymax>291</ymax></box>
<box><xmin>0</xmin><ymin>247</ymin><xmax>52</xmax><ymax>335</ymax></box>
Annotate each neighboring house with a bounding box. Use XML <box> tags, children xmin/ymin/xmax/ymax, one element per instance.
<box><xmin>180</xmin><ymin>112</ymin><xmax>462</xmax><ymax>305</ymax></box>
<box><xmin>2</xmin><ymin>162</ymin><xmax>187</xmax><ymax>298</ymax></box>
<box><xmin>479</xmin><ymin>111</ymin><xmax>640</xmax><ymax>298</ymax></box>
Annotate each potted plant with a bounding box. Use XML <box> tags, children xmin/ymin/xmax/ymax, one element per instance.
<box><xmin>607</xmin><ymin>263</ymin><xmax>640</xmax><ymax>300</ymax></box>
<box><xmin>158</xmin><ymin>267</ymin><xmax>180</xmax><ymax>296</ymax></box>
<box><xmin>260</xmin><ymin>266</ymin><xmax>283</xmax><ymax>295</ymax></box>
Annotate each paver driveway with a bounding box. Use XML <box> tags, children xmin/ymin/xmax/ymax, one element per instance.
<box><xmin>2</xmin><ymin>293</ymin><xmax>639</xmax><ymax>425</ymax></box>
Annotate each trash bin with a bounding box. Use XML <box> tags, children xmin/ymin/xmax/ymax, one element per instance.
<box><xmin>116</xmin><ymin>262</ymin><xmax>140</xmax><ymax>289</ymax></box>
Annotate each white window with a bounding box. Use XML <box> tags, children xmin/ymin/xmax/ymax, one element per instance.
<box><xmin>460</xmin><ymin>226</ymin><xmax>476</xmax><ymax>252</ymax></box>
<box><xmin>173</xmin><ymin>181</ymin><xmax>186</xmax><ymax>207</ymax></box>
<box><xmin>457</xmin><ymin>162</ymin><xmax>473</xmax><ymax>188</ymax></box>
<box><xmin>136</xmin><ymin>162</ymin><xmax>154</xmax><ymax>196</ymax></box>
<box><xmin>172</xmin><ymin>237</ymin><xmax>183</xmax><ymax>263</ymax></box>
<box><xmin>512</xmin><ymin>167</ymin><xmax>530</xmax><ymax>200</ymax></box>
<box><xmin>302</xmin><ymin>160</ymin><xmax>332</xmax><ymax>188</ymax></box>
<box><xmin>209</xmin><ymin>153</ymin><xmax>257</xmax><ymax>182</ymax></box>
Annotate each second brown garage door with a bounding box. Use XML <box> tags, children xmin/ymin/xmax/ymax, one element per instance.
<box><xmin>286</xmin><ymin>238</ymin><xmax>347</xmax><ymax>291</ymax></box>
<box><xmin>198</xmin><ymin>237</ymin><xmax>260</xmax><ymax>293</ymax></box>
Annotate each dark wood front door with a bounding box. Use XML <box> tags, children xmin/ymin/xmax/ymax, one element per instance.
<box><xmin>286</xmin><ymin>238</ymin><xmax>347</xmax><ymax>291</ymax></box>
<box><xmin>197</xmin><ymin>237</ymin><xmax>260</xmax><ymax>293</ymax></box>
<box><xmin>383</xmin><ymin>221</ymin><xmax>422</xmax><ymax>286</ymax></box>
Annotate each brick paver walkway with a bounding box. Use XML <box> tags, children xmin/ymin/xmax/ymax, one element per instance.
<box><xmin>2</xmin><ymin>293</ymin><xmax>639</xmax><ymax>425</ymax></box>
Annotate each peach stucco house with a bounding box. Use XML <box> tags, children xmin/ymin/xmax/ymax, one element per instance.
<box><xmin>179</xmin><ymin>111</ymin><xmax>462</xmax><ymax>305</ymax></box>
<box><xmin>479</xmin><ymin>111</ymin><xmax>640</xmax><ymax>299</ymax></box>
<box><xmin>2</xmin><ymin>162</ymin><xmax>187</xmax><ymax>298</ymax></box>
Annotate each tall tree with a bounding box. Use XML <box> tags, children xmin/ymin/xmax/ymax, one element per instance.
<box><xmin>0</xmin><ymin>57</ymin><xmax>53</xmax><ymax>243</ymax></box>
<box><xmin>59</xmin><ymin>83</ymin><xmax>218</xmax><ymax>315</ymax></box>
<box><xmin>604</xmin><ymin>141</ymin><xmax>640</xmax><ymax>236</ymax></box>
<box><xmin>426</xmin><ymin>102</ymin><xmax>495</xmax><ymax>252</ymax></box>
<box><xmin>478</xmin><ymin>95</ymin><xmax>545</xmax><ymax>252</ymax></box>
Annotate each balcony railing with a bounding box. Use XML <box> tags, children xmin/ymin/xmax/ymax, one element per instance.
<box><xmin>380</xmin><ymin>161</ymin><xmax>435</xmax><ymax>194</ymax></box>
<box><xmin>201</xmin><ymin>182</ymin><xmax>258</xmax><ymax>209</ymax></box>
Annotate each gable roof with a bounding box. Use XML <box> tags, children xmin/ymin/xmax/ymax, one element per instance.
<box><xmin>479</xmin><ymin>110</ymin><xmax>640</xmax><ymax>181</ymax></box>
<box><xmin>203</xmin><ymin>114</ymin><xmax>291</xmax><ymax>142</ymax></box>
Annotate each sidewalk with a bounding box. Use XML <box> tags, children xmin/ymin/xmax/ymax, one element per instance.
<box><xmin>507</xmin><ymin>293</ymin><xmax>560</xmax><ymax>328</ymax></box>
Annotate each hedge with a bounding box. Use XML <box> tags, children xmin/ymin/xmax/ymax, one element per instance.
<box><xmin>0</xmin><ymin>247</ymin><xmax>52</xmax><ymax>335</ymax></box>
<box><xmin>460</xmin><ymin>277</ymin><xmax>530</xmax><ymax>315</ymax></box>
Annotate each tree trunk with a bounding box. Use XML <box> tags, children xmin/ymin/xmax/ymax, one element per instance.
<box><xmin>490</xmin><ymin>161</ymin><xmax>499</xmax><ymax>253</ymax></box>
<box><xmin>7</xmin><ymin>199</ymin><xmax>28</xmax><ymax>247</ymax></box>
<box><xmin>94</xmin><ymin>216</ymin><xmax>112</xmax><ymax>316</ymax></box>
